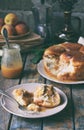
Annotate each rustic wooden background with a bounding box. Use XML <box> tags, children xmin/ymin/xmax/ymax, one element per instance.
<box><xmin>0</xmin><ymin>0</ymin><xmax>84</xmax><ymax>36</ymax></box>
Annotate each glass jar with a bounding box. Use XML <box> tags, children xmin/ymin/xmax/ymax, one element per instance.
<box><xmin>1</xmin><ymin>44</ymin><xmax>23</xmax><ymax>78</ymax></box>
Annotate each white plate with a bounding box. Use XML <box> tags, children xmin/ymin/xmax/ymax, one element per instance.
<box><xmin>37</xmin><ymin>60</ymin><xmax>84</xmax><ymax>84</ymax></box>
<box><xmin>1</xmin><ymin>83</ymin><xmax>67</xmax><ymax>118</ymax></box>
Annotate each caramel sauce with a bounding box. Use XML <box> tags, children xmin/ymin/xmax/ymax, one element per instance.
<box><xmin>1</xmin><ymin>65</ymin><xmax>23</xmax><ymax>78</ymax></box>
<box><xmin>40</xmin><ymin>106</ymin><xmax>49</xmax><ymax>112</ymax></box>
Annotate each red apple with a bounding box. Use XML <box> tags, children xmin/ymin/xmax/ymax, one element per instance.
<box><xmin>15</xmin><ymin>21</ymin><xmax>29</xmax><ymax>35</ymax></box>
<box><xmin>0</xmin><ymin>18</ymin><xmax>4</xmax><ymax>33</ymax></box>
<box><xmin>0</xmin><ymin>26</ymin><xmax>3</xmax><ymax>34</ymax></box>
<box><xmin>1</xmin><ymin>24</ymin><xmax>15</xmax><ymax>36</ymax></box>
<box><xmin>0</xmin><ymin>18</ymin><xmax>4</xmax><ymax>26</ymax></box>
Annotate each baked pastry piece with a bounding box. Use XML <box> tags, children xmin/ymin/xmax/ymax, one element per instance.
<box><xmin>43</xmin><ymin>42</ymin><xmax>84</xmax><ymax>81</ymax></box>
<box><xmin>27</xmin><ymin>103</ymin><xmax>40</xmax><ymax>112</ymax></box>
<box><xmin>80</xmin><ymin>46</ymin><xmax>84</xmax><ymax>54</ymax></box>
<box><xmin>12</xmin><ymin>88</ymin><xmax>33</xmax><ymax>106</ymax></box>
<box><xmin>34</xmin><ymin>84</ymin><xmax>61</xmax><ymax>108</ymax></box>
<box><xmin>61</xmin><ymin>42</ymin><xmax>82</xmax><ymax>51</ymax></box>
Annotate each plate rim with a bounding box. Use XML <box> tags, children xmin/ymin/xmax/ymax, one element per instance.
<box><xmin>37</xmin><ymin>60</ymin><xmax>84</xmax><ymax>85</ymax></box>
<box><xmin>1</xmin><ymin>83</ymin><xmax>68</xmax><ymax>118</ymax></box>
<box><xmin>0</xmin><ymin>31</ymin><xmax>30</xmax><ymax>40</ymax></box>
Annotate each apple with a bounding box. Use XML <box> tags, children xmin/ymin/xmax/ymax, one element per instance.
<box><xmin>0</xmin><ymin>26</ymin><xmax>2</xmax><ymax>34</ymax></box>
<box><xmin>1</xmin><ymin>24</ymin><xmax>16</xmax><ymax>36</ymax></box>
<box><xmin>0</xmin><ymin>18</ymin><xmax>4</xmax><ymax>33</ymax></box>
<box><xmin>4</xmin><ymin>13</ymin><xmax>18</xmax><ymax>25</ymax></box>
<box><xmin>15</xmin><ymin>21</ymin><xmax>29</xmax><ymax>35</ymax></box>
<box><xmin>0</xmin><ymin>18</ymin><xmax>4</xmax><ymax>26</ymax></box>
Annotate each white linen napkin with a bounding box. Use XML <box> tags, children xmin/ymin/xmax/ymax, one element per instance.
<box><xmin>78</xmin><ymin>36</ymin><xmax>84</xmax><ymax>45</ymax></box>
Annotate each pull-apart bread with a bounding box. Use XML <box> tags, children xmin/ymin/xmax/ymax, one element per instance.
<box><xmin>43</xmin><ymin>42</ymin><xmax>84</xmax><ymax>81</ymax></box>
<box><xmin>12</xmin><ymin>84</ymin><xmax>61</xmax><ymax>111</ymax></box>
<box><xmin>34</xmin><ymin>84</ymin><xmax>61</xmax><ymax>108</ymax></box>
<box><xmin>12</xmin><ymin>88</ymin><xmax>33</xmax><ymax>106</ymax></box>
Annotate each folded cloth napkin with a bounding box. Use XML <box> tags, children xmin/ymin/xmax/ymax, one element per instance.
<box><xmin>78</xmin><ymin>36</ymin><xmax>84</xmax><ymax>45</ymax></box>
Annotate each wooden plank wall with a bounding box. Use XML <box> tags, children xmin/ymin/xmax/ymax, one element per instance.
<box><xmin>0</xmin><ymin>0</ymin><xmax>33</xmax><ymax>10</ymax></box>
<box><xmin>0</xmin><ymin>0</ymin><xmax>84</xmax><ymax>36</ymax></box>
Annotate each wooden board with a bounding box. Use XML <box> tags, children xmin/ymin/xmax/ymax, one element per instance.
<box><xmin>72</xmin><ymin>85</ymin><xmax>84</xmax><ymax>130</ymax></box>
<box><xmin>0</xmin><ymin>32</ymin><xmax>43</xmax><ymax>52</ymax></box>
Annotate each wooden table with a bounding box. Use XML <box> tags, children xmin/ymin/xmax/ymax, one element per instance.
<box><xmin>0</xmin><ymin>49</ymin><xmax>84</xmax><ymax>130</ymax></box>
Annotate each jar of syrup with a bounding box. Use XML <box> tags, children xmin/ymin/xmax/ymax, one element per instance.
<box><xmin>1</xmin><ymin>44</ymin><xmax>23</xmax><ymax>78</ymax></box>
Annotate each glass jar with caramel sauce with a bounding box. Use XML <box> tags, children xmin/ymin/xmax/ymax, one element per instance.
<box><xmin>1</xmin><ymin>44</ymin><xmax>23</xmax><ymax>78</ymax></box>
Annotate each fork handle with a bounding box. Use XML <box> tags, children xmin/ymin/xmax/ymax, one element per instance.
<box><xmin>0</xmin><ymin>89</ymin><xmax>18</xmax><ymax>105</ymax></box>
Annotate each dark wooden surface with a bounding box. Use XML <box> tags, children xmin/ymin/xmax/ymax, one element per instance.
<box><xmin>0</xmin><ymin>50</ymin><xmax>84</xmax><ymax>130</ymax></box>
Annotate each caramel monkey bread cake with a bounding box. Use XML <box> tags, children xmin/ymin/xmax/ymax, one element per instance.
<box><xmin>34</xmin><ymin>84</ymin><xmax>61</xmax><ymax>108</ymax></box>
<box><xmin>12</xmin><ymin>84</ymin><xmax>61</xmax><ymax>112</ymax></box>
<box><xmin>43</xmin><ymin>42</ymin><xmax>84</xmax><ymax>81</ymax></box>
<box><xmin>12</xmin><ymin>88</ymin><xmax>33</xmax><ymax>106</ymax></box>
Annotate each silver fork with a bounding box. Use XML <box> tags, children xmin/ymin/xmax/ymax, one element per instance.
<box><xmin>0</xmin><ymin>89</ymin><xmax>38</xmax><ymax>114</ymax></box>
